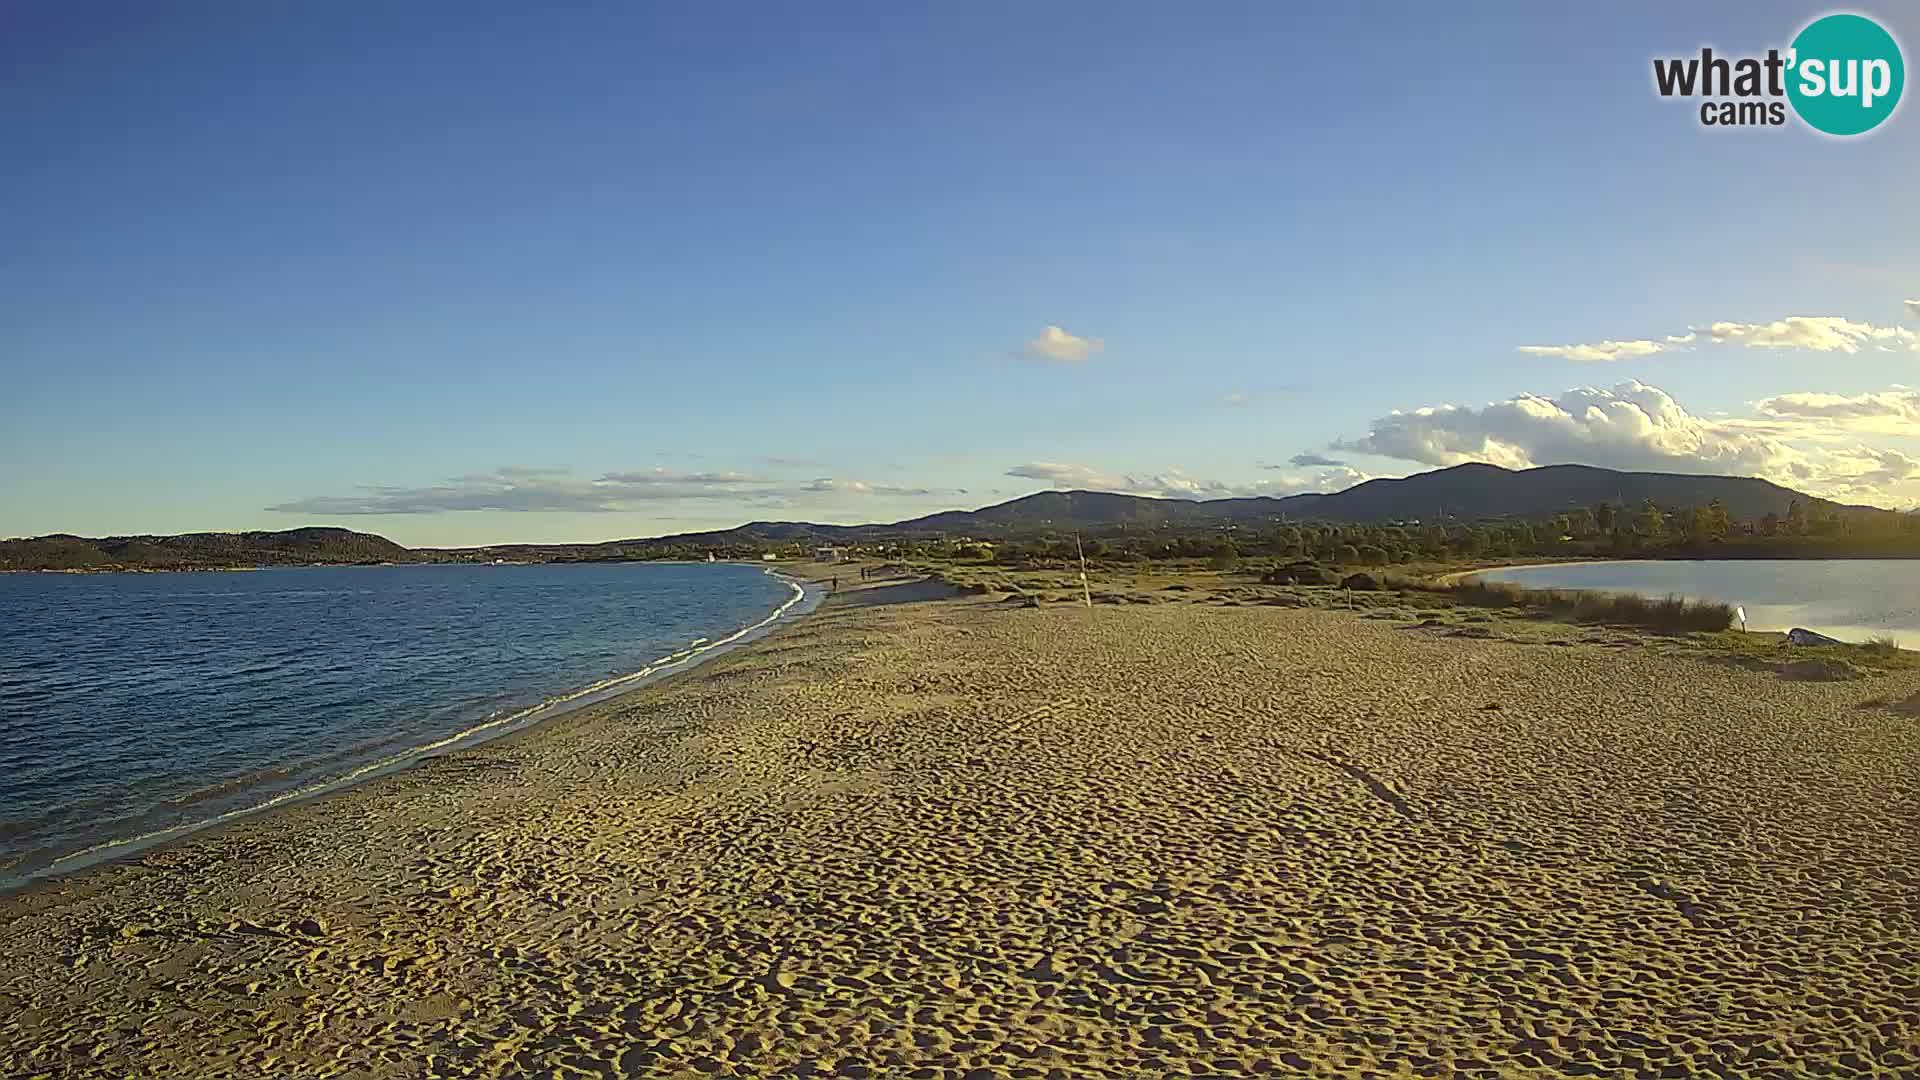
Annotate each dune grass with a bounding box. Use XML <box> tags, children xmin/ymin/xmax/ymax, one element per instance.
<box><xmin>1393</xmin><ymin>576</ymin><xmax>1735</xmax><ymax>633</ymax></box>
<box><xmin>1696</xmin><ymin>628</ymin><xmax>1919</xmax><ymax>675</ymax></box>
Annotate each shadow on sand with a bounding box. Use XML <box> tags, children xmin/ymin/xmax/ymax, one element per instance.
<box><xmin>830</xmin><ymin>577</ymin><xmax>961</xmax><ymax>608</ymax></box>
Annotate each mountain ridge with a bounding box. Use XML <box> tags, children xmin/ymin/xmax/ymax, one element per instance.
<box><xmin>612</xmin><ymin>463</ymin><xmax>1867</xmax><ymax>546</ymax></box>
<box><xmin>1</xmin><ymin>463</ymin><xmax>1881</xmax><ymax>570</ymax></box>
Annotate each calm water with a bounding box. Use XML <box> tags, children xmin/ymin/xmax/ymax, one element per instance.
<box><xmin>0</xmin><ymin>562</ymin><xmax>807</xmax><ymax>888</ymax></box>
<box><xmin>1476</xmin><ymin>560</ymin><xmax>1920</xmax><ymax>642</ymax></box>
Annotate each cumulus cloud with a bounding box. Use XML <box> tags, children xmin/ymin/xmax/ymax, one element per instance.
<box><xmin>1708</xmin><ymin>316</ymin><xmax>1919</xmax><ymax>353</ymax></box>
<box><xmin>1907</xmin><ymin>299</ymin><xmax>1920</xmax><ymax>319</ymax></box>
<box><xmin>270</xmin><ymin>466</ymin><xmax>951</xmax><ymax>515</ymax></box>
<box><xmin>1821</xmin><ymin>445</ymin><xmax>1920</xmax><ymax>497</ymax></box>
<box><xmin>1750</xmin><ymin>388</ymin><xmax>1920</xmax><ymax>435</ymax></box>
<box><xmin>1334</xmin><ymin>380</ymin><xmax>1920</xmax><ymax>506</ymax></box>
<box><xmin>1023</xmin><ymin>325</ymin><xmax>1104</xmax><ymax>363</ymax></box>
<box><xmin>1518</xmin><ymin>339</ymin><xmax>1668</xmax><ymax>363</ymax></box>
<box><xmin>1006</xmin><ymin>461</ymin><xmax>1369</xmax><ymax>501</ymax></box>
<box><xmin>1333</xmin><ymin>381</ymin><xmax>1801</xmax><ymax>476</ymax></box>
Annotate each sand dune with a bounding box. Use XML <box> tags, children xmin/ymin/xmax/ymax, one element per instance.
<box><xmin>3</xmin><ymin>593</ymin><xmax>1916</xmax><ymax>1078</ymax></box>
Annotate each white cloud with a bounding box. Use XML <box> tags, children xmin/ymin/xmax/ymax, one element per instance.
<box><xmin>1751</xmin><ymin>388</ymin><xmax>1920</xmax><ymax>435</ymax></box>
<box><xmin>1518</xmin><ymin>339</ymin><xmax>1668</xmax><ymax>363</ymax></box>
<box><xmin>801</xmin><ymin>477</ymin><xmax>953</xmax><ymax>497</ymax></box>
<box><xmin>1906</xmin><ymin>299</ymin><xmax>1920</xmax><ymax>319</ymax></box>
<box><xmin>1006</xmin><ymin>461</ymin><xmax>1370</xmax><ymax>500</ymax></box>
<box><xmin>271</xmin><ymin>466</ymin><xmax>953</xmax><ymax>515</ymax></box>
<box><xmin>1250</xmin><ymin>465</ymin><xmax>1374</xmax><ymax>496</ymax></box>
<box><xmin>1332</xmin><ymin>381</ymin><xmax>1791</xmax><ymax>474</ymax></box>
<box><xmin>600</xmin><ymin>468</ymin><xmax>764</xmax><ymax>486</ymax></box>
<box><xmin>1023</xmin><ymin>325</ymin><xmax>1104</xmax><ymax>363</ymax></box>
<box><xmin>1707</xmin><ymin>316</ymin><xmax>1919</xmax><ymax>353</ymax></box>
<box><xmin>1519</xmin><ymin>309</ymin><xmax>1920</xmax><ymax>362</ymax></box>
<box><xmin>1006</xmin><ymin>461</ymin><xmax>1123</xmax><ymax>489</ymax></box>
<box><xmin>1820</xmin><ymin>445</ymin><xmax>1920</xmax><ymax>498</ymax></box>
<box><xmin>1335</xmin><ymin>380</ymin><xmax>1920</xmax><ymax>506</ymax></box>
<box><xmin>1286</xmin><ymin>452</ymin><xmax>1347</xmax><ymax>468</ymax></box>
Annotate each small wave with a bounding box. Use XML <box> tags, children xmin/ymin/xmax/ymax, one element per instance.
<box><xmin>160</xmin><ymin>766</ymin><xmax>298</xmax><ymax>807</ymax></box>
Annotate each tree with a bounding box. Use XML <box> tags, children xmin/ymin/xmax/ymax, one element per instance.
<box><xmin>1684</xmin><ymin>505</ymin><xmax>1713</xmax><ymax>543</ymax></box>
<box><xmin>1635</xmin><ymin>500</ymin><xmax>1666</xmax><ymax>540</ymax></box>
<box><xmin>1208</xmin><ymin>537</ymin><xmax>1240</xmax><ymax>571</ymax></box>
<box><xmin>1595</xmin><ymin>502</ymin><xmax>1617</xmax><ymax>534</ymax></box>
<box><xmin>1704</xmin><ymin>498</ymin><xmax>1731</xmax><ymax>541</ymax></box>
<box><xmin>1786</xmin><ymin>499</ymin><xmax>1807</xmax><ymax>535</ymax></box>
<box><xmin>1809</xmin><ymin>504</ymin><xmax>1841</xmax><ymax>536</ymax></box>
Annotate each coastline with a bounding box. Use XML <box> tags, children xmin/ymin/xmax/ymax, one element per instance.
<box><xmin>0</xmin><ymin>566</ymin><xmax>822</xmax><ymax>896</ymax></box>
<box><xmin>4</xmin><ymin>577</ymin><xmax>1914</xmax><ymax>1077</ymax></box>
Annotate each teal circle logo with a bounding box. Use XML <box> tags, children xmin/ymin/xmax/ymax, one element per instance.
<box><xmin>1787</xmin><ymin>13</ymin><xmax>1904</xmax><ymax>135</ymax></box>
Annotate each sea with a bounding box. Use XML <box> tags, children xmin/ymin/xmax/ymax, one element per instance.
<box><xmin>1474</xmin><ymin>559</ymin><xmax>1920</xmax><ymax>643</ymax></box>
<box><xmin>0</xmin><ymin>561</ymin><xmax>812</xmax><ymax>891</ymax></box>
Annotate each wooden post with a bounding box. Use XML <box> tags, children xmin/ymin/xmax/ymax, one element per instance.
<box><xmin>1076</xmin><ymin>533</ymin><xmax>1092</xmax><ymax>608</ymax></box>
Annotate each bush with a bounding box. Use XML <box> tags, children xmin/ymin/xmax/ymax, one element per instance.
<box><xmin>1262</xmin><ymin>561</ymin><xmax>1339</xmax><ymax>586</ymax></box>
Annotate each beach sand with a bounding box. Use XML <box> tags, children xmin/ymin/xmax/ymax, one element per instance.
<box><xmin>3</xmin><ymin>581</ymin><xmax>1917</xmax><ymax>1078</ymax></box>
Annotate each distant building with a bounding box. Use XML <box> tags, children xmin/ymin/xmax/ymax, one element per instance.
<box><xmin>761</xmin><ymin>553</ymin><xmax>779</xmax><ymax>561</ymax></box>
<box><xmin>813</xmin><ymin>546</ymin><xmax>842</xmax><ymax>563</ymax></box>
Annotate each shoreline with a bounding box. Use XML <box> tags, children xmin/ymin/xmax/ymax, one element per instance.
<box><xmin>1430</xmin><ymin>558</ymin><xmax>1623</xmax><ymax>585</ymax></box>
<box><xmin>6</xmin><ymin>586</ymin><xmax>1913</xmax><ymax>1076</ymax></box>
<box><xmin>1</xmin><ymin>557</ymin><xmax>768</xmax><ymax>575</ymax></box>
<box><xmin>2</xmin><ymin>584</ymin><xmax>1914</xmax><ymax>1076</ymax></box>
<box><xmin>0</xmin><ymin>566</ymin><xmax>823</xmax><ymax>898</ymax></box>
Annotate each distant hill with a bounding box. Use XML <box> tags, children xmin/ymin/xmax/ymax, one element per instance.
<box><xmin>615</xmin><ymin>463</ymin><xmax>1859</xmax><ymax>545</ymax></box>
<box><xmin>0</xmin><ymin>527</ymin><xmax>417</xmax><ymax>571</ymax></box>
<box><xmin>1270</xmin><ymin>463</ymin><xmax>1854</xmax><ymax>525</ymax></box>
<box><xmin>4</xmin><ymin>464</ymin><xmax>1872</xmax><ymax>570</ymax></box>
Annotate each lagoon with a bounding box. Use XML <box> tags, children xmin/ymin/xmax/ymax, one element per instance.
<box><xmin>1474</xmin><ymin>559</ymin><xmax>1920</xmax><ymax>643</ymax></box>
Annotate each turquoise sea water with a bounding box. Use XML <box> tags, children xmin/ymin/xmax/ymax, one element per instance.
<box><xmin>1474</xmin><ymin>560</ymin><xmax>1920</xmax><ymax>643</ymax></box>
<box><xmin>0</xmin><ymin>562</ymin><xmax>807</xmax><ymax>889</ymax></box>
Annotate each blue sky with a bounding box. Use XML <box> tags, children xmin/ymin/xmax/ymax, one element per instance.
<box><xmin>4</xmin><ymin>2</ymin><xmax>1918</xmax><ymax>545</ymax></box>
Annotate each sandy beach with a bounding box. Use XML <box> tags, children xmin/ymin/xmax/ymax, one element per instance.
<box><xmin>3</xmin><ymin>578</ymin><xmax>1917</xmax><ymax>1079</ymax></box>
